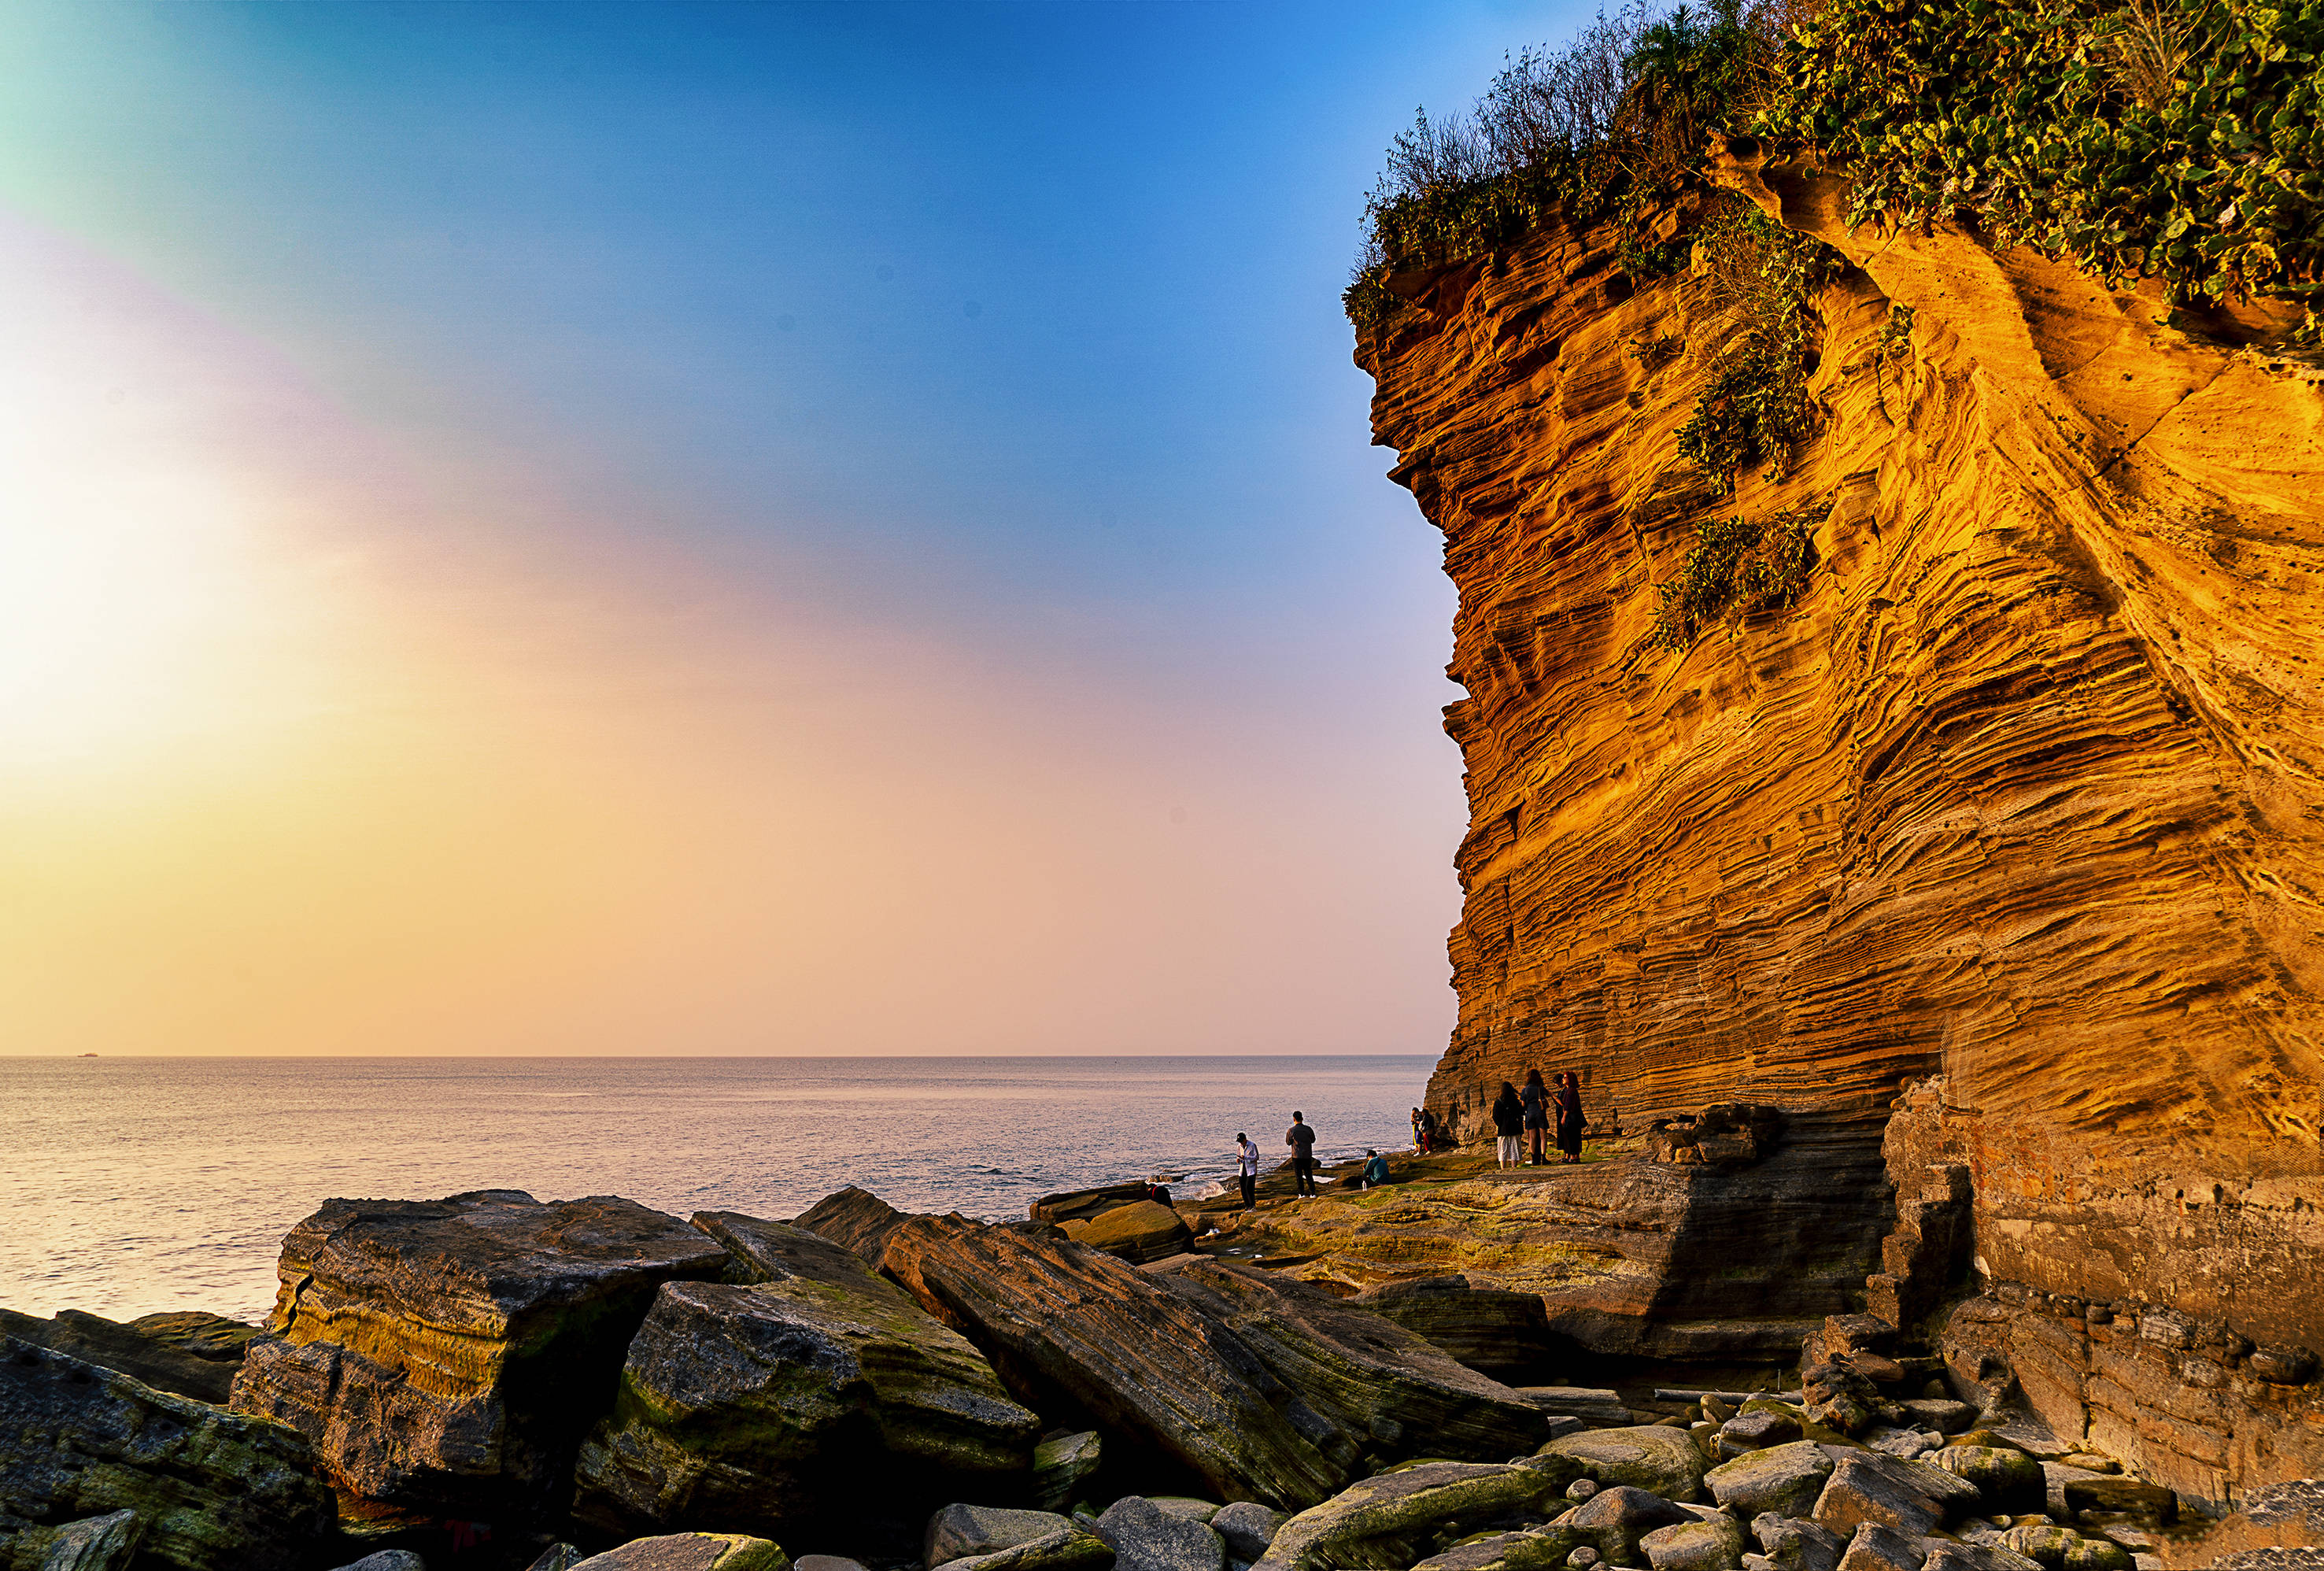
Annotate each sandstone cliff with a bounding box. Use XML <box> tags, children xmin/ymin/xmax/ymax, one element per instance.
<box><xmin>1364</xmin><ymin>155</ymin><xmax>2323</xmax><ymax>1496</ymax></box>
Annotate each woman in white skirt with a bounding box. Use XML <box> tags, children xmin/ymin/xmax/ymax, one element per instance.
<box><xmin>1491</xmin><ymin>1080</ymin><xmax>1525</xmax><ymax>1168</ymax></box>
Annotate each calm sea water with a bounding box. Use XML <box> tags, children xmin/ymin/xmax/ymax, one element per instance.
<box><xmin>0</xmin><ymin>1055</ymin><xmax>1432</xmax><ymax>1325</ymax></box>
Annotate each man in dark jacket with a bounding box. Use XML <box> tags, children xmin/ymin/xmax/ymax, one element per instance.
<box><xmin>1285</xmin><ymin>1111</ymin><xmax>1318</xmax><ymax>1196</ymax></box>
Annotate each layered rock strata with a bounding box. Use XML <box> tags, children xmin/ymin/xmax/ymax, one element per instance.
<box><xmin>230</xmin><ymin>1189</ymin><xmax>729</xmax><ymax>1521</ymax></box>
<box><xmin>1362</xmin><ymin>147</ymin><xmax>2323</xmax><ymax>1505</ymax></box>
<box><xmin>0</xmin><ymin>1335</ymin><xmax>335</xmax><ymax>1571</ymax></box>
<box><xmin>876</xmin><ymin>1211</ymin><xmax>1549</xmax><ymax>1510</ymax></box>
<box><xmin>573</xmin><ymin>1213</ymin><xmax>1040</xmax><ymax>1543</ymax></box>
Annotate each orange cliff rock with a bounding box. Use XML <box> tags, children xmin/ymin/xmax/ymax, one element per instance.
<box><xmin>1358</xmin><ymin>156</ymin><xmax>2322</xmax><ymax>1496</ymax></box>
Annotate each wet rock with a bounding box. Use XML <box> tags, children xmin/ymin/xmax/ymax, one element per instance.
<box><xmin>569</xmin><ymin>1536</ymin><xmax>790</xmax><ymax>1571</ymax></box>
<box><xmin>1079</xmin><ymin>1203</ymin><xmax>1196</xmax><ymax>1266</ymax></box>
<box><xmin>231</xmin><ymin>1191</ymin><xmax>728</xmax><ymax>1522</ymax></box>
<box><xmin>1251</xmin><ymin>1462</ymin><xmax>1569</xmax><ymax>1571</ymax></box>
<box><xmin>1930</xmin><ymin>1448</ymin><xmax>2045</xmax><ymax>1516</ymax></box>
<box><xmin>928</xmin><ymin>1507</ymin><xmax>1078</xmax><ymax>1567</ymax></box>
<box><xmin>1543</xmin><ymin>1426</ymin><xmax>1710</xmax><ymax>1503</ymax></box>
<box><xmin>1212</xmin><ymin>1503</ymin><xmax>1287</xmax><ymax>1562</ymax></box>
<box><xmin>932</xmin><ymin>1528</ymin><xmax>1114</xmax><ymax>1571</ymax></box>
<box><xmin>1751</xmin><ymin>1514</ymin><xmax>1846</xmax><ymax>1571</ymax></box>
<box><xmin>2058</xmin><ymin>1480</ymin><xmax>2175</xmax><ymax>1529</ymax></box>
<box><xmin>1834</xmin><ymin>1524</ymin><xmax>1924</xmax><ymax>1571</ymax></box>
<box><xmin>1802</xmin><ymin>1366</ymin><xmax>1882</xmax><ymax>1438</ymax></box>
<box><xmin>1708</xmin><ymin>1442</ymin><xmax>1835</xmax><ymax>1518</ymax></box>
<box><xmin>881</xmin><ymin>1214</ymin><xmax>1546</xmax><ymax>1510</ymax></box>
<box><xmin>1640</xmin><ymin>1515</ymin><xmax>1747</xmax><ymax>1571</ymax></box>
<box><xmin>0</xmin><ymin>1307</ymin><xmax>242</xmax><ymax>1406</ymax></box>
<box><xmin>1</xmin><ymin>1336</ymin><xmax>334</xmax><ymax>1571</ymax></box>
<box><xmin>1033</xmin><ymin>1432</ymin><xmax>1104</xmax><ymax>1512</ymax></box>
<box><xmin>576</xmin><ymin>1215</ymin><xmax>1038</xmax><ymax>1543</ymax></box>
<box><xmin>13</xmin><ymin>1510</ymin><xmax>145</xmax><ymax>1571</ymax></box>
<box><xmin>1091</xmin><ymin>1495</ymin><xmax>1225</xmax><ymax>1571</ymax></box>
<box><xmin>1350</xmin><ymin>1277</ymin><xmax>1558</xmax><ymax>1378</ymax></box>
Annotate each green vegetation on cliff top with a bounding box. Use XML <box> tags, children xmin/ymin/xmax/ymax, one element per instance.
<box><xmin>1348</xmin><ymin>0</ymin><xmax>2323</xmax><ymax>329</ymax></box>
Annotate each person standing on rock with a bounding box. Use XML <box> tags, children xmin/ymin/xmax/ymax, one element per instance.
<box><xmin>1554</xmin><ymin>1071</ymin><xmax>1587</xmax><ymax>1164</ymax></box>
<box><xmin>1235</xmin><ymin>1132</ymin><xmax>1260</xmax><ymax>1208</ymax></box>
<box><xmin>1285</xmin><ymin>1111</ymin><xmax>1318</xmax><ymax>1196</ymax></box>
<box><xmin>1492</xmin><ymin>1081</ymin><xmax>1524</xmax><ymax>1169</ymax></box>
<box><xmin>1520</xmin><ymin>1070</ymin><xmax>1551</xmax><ymax>1166</ymax></box>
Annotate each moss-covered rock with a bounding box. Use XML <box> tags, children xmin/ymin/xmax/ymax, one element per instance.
<box><xmin>1251</xmin><ymin>1462</ymin><xmax>1567</xmax><ymax>1571</ymax></box>
<box><xmin>573</xmin><ymin>1225</ymin><xmax>1039</xmax><ymax>1547</ymax></box>
<box><xmin>1540</xmin><ymin>1429</ymin><xmax>1709</xmax><ymax>1504</ymax></box>
<box><xmin>569</xmin><ymin>1535</ymin><xmax>791</xmax><ymax>1571</ymax></box>
<box><xmin>0</xmin><ymin>1337</ymin><xmax>334</xmax><ymax>1571</ymax></box>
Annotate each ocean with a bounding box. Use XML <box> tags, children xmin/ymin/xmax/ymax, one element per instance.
<box><xmin>0</xmin><ymin>1054</ymin><xmax>1433</xmax><ymax>1325</ymax></box>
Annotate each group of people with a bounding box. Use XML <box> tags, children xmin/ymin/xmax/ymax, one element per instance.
<box><xmin>1230</xmin><ymin>1114</ymin><xmax>1391</xmax><ymax>1207</ymax></box>
<box><xmin>1493</xmin><ymin>1069</ymin><xmax>1586</xmax><ymax>1166</ymax></box>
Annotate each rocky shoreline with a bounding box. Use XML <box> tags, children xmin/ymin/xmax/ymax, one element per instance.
<box><xmin>4</xmin><ymin>1138</ymin><xmax>2319</xmax><ymax>1571</ymax></box>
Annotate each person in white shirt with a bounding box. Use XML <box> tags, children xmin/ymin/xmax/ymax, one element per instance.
<box><xmin>1235</xmin><ymin>1132</ymin><xmax>1262</xmax><ymax>1207</ymax></box>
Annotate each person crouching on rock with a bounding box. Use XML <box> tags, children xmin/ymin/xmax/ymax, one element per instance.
<box><xmin>1236</xmin><ymin>1132</ymin><xmax>1259</xmax><ymax>1208</ymax></box>
<box><xmin>1492</xmin><ymin>1081</ymin><xmax>1524</xmax><ymax>1169</ymax></box>
<box><xmin>1554</xmin><ymin>1072</ymin><xmax>1587</xmax><ymax>1164</ymax></box>
<box><xmin>1286</xmin><ymin>1111</ymin><xmax>1318</xmax><ymax>1196</ymax></box>
<box><xmin>1362</xmin><ymin>1149</ymin><xmax>1391</xmax><ymax>1188</ymax></box>
<box><xmin>1521</xmin><ymin>1069</ymin><xmax>1550</xmax><ymax>1166</ymax></box>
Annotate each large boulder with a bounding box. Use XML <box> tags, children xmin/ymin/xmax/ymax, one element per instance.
<box><xmin>574</xmin><ymin>1217</ymin><xmax>1040</xmax><ymax>1544</ymax></box>
<box><xmin>1251</xmin><ymin>1462</ymin><xmax>1572</xmax><ymax>1571</ymax></box>
<box><xmin>1640</xmin><ymin>1515</ymin><xmax>1747</xmax><ymax>1571</ymax></box>
<box><xmin>570</xmin><ymin>1535</ymin><xmax>791</xmax><ymax>1571</ymax></box>
<box><xmin>1708</xmin><ymin>1442</ymin><xmax>1835</xmax><ymax>1518</ymax></box>
<box><xmin>1089</xmin><ymin>1495</ymin><xmax>1225</xmax><ymax>1571</ymax></box>
<box><xmin>790</xmin><ymin>1188</ymin><xmax>912</xmax><ymax>1270</ymax></box>
<box><xmin>1077</xmin><ymin>1203</ymin><xmax>1195</xmax><ymax>1266</ymax></box>
<box><xmin>229</xmin><ymin>1190</ymin><xmax>729</xmax><ymax>1523</ymax></box>
<box><xmin>1561</xmin><ymin>1484</ymin><xmax>1694</xmax><ymax>1558</ymax></box>
<box><xmin>0</xmin><ymin>1337</ymin><xmax>335</xmax><ymax>1571</ymax></box>
<box><xmin>1542</xmin><ymin>1427</ymin><xmax>1710</xmax><ymax>1503</ymax></box>
<box><xmin>1030</xmin><ymin>1185</ymin><xmax>1155</xmax><ymax>1225</ymax></box>
<box><xmin>0</xmin><ymin>1308</ymin><xmax>244</xmax><ymax>1406</ymax></box>
<box><xmin>1349</xmin><ymin>1277</ymin><xmax>1559</xmax><ymax>1378</ymax></box>
<box><xmin>1928</xmin><ymin>1447</ymin><xmax>2045</xmax><ymax>1516</ymax></box>
<box><xmin>1032</xmin><ymin>1431</ymin><xmax>1104</xmax><ymax>1512</ymax></box>
<box><xmin>933</xmin><ymin>1529</ymin><xmax>1115</xmax><ymax>1571</ymax></box>
<box><xmin>1812</xmin><ymin>1453</ymin><xmax>1977</xmax><ymax>1540</ymax></box>
<box><xmin>1752</xmin><ymin>1514</ymin><xmax>1846</xmax><ymax>1571</ymax></box>
<box><xmin>879</xmin><ymin>1214</ymin><xmax>1549</xmax><ymax>1510</ymax></box>
<box><xmin>926</xmin><ymin>1506</ymin><xmax>1077</xmax><ymax>1565</ymax></box>
<box><xmin>1211</xmin><ymin>1503</ymin><xmax>1288</xmax><ymax>1562</ymax></box>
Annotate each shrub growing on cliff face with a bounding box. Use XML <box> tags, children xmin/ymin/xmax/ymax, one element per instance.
<box><xmin>1761</xmin><ymin>0</ymin><xmax>2324</xmax><ymax>324</ymax></box>
<box><xmin>1648</xmin><ymin>500</ymin><xmax>1825</xmax><ymax>649</ymax></box>
<box><xmin>1675</xmin><ymin>202</ymin><xmax>1840</xmax><ymax>490</ymax></box>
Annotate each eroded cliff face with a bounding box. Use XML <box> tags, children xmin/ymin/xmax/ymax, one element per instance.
<box><xmin>1362</xmin><ymin>155</ymin><xmax>2323</xmax><ymax>1460</ymax></box>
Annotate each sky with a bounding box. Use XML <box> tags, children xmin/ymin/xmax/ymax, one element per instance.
<box><xmin>0</xmin><ymin>0</ymin><xmax>1581</xmax><ymax>1058</ymax></box>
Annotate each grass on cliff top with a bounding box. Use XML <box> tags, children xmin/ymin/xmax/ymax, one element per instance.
<box><xmin>1348</xmin><ymin>0</ymin><xmax>2323</xmax><ymax>335</ymax></box>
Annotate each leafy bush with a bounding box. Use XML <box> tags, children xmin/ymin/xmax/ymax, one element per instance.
<box><xmin>1761</xmin><ymin>0</ymin><xmax>2324</xmax><ymax>322</ymax></box>
<box><xmin>1673</xmin><ymin>202</ymin><xmax>1838</xmax><ymax>488</ymax></box>
<box><xmin>1648</xmin><ymin>501</ymin><xmax>1827</xmax><ymax>649</ymax></box>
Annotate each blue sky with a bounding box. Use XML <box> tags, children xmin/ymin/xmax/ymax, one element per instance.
<box><xmin>0</xmin><ymin>1</ymin><xmax>1591</xmax><ymax>1055</ymax></box>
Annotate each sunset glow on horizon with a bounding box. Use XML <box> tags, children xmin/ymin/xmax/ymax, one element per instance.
<box><xmin>0</xmin><ymin>0</ymin><xmax>1580</xmax><ymax>1057</ymax></box>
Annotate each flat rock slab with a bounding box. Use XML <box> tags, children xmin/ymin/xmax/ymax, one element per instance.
<box><xmin>0</xmin><ymin>1307</ymin><xmax>239</xmax><ymax>1406</ymax></box>
<box><xmin>570</xmin><ymin>1535</ymin><xmax>791</xmax><ymax>1571</ymax></box>
<box><xmin>1251</xmin><ymin>1461</ymin><xmax>1569</xmax><ymax>1571</ymax></box>
<box><xmin>1544</xmin><ymin>1426</ymin><xmax>1710</xmax><ymax>1503</ymax></box>
<box><xmin>1753</xmin><ymin>1513</ymin><xmax>1846</xmax><ymax>1571</ymax></box>
<box><xmin>0</xmin><ymin>1336</ymin><xmax>335</xmax><ymax>1571</ymax></box>
<box><xmin>1410</xmin><ymin>1530</ymin><xmax>1579</xmax><ymax>1571</ymax></box>
<box><xmin>231</xmin><ymin>1190</ymin><xmax>727</xmax><ymax>1520</ymax></box>
<box><xmin>574</xmin><ymin>1258</ymin><xmax>1039</xmax><ymax>1543</ymax></box>
<box><xmin>881</xmin><ymin>1214</ymin><xmax>1545</xmax><ymax>1510</ymax></box>
<box><xmin>933</xmin><ymin>1529</ymin><xmax>1116</xmax><ymax>1571</ymax></box>
<box><xmin>1031</xmin><ymin>1431</ymin><xmax>1103</xmax><ymax>1512</ymax></box>
<box><xmin>1813</xmin><ymin>1452</ymin><xmax>1977</xmax><ymax>1540</ymax></box>
<box><xmin>790</xmin><ymin>1188</ymin><xmax>913</xmax><ymax>1270</ymax></box>
<box><xmin>926</xmin><ymin>1506</ymin><xmax>1075</xmax><ymax>1568</ymax></box>
<box><xmin>1075</xmin><ymin>1203</ymin><xmax>1195</xmax><ymax>1266</ymax></box>
<box><xmin>1710</xmin><ymin>1442</ymin><xmax>1834</xmax><ymax>1517</ymax></box>
<box><xmin>1092</xmin><ymin>1495</ymin><xmax>1225</xmax><ymax>1571</ymax></box>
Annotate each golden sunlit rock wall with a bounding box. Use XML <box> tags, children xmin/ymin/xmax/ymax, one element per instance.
<box><xmin>1361</xmin><ymin>159</ymin><xmax>2323</xmax><ymax>1358</ymax></box>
